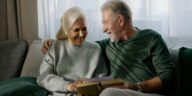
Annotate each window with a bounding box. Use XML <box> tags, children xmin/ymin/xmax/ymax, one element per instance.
<box><xmin>38</xmin><ymin>0</ymin><xmax>192</xmax><ymax>48</ymax></box>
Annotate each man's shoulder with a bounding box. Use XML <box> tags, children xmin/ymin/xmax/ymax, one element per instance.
<box><xmin>139</xmin><ymin>29</ymin><xmax>160</xmax><ymax>36</ymax></box>
<box><xmin>95</xmin><ymin>38</ymin><xmax>110</xmax><ymax>46</ymax></box>
<box><xmin>137</xmin><ymin>29</ymin><xmax>161</xmax><ymax>39</ymax></box>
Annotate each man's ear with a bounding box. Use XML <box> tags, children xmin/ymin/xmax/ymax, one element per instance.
<box><xmin>118</xmin><ymin>15</ymin><xmax>125</xmax><ymax>27</ymax></box>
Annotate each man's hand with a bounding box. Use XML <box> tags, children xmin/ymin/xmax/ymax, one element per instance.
<box><xmin>41</xmin><ymin>39</ymin><xmax>53</xmax><ymax>55</ymax></box>
<box><xmin>114</xmin><ymin>77</ymin><xmax>162</xmax><ymax>92</ymax></box>
<box><xmin>114</xmin><ymin>81</ymin><xmax>138</xmax><ymax>90</ymax></box>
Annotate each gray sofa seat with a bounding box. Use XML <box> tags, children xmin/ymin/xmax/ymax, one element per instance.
<box><xmin>0</xmin><ymin>40</ymin><xmax>28</xmax><ymax>81</ymax></box>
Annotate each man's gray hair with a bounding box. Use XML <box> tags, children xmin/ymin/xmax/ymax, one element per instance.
<box><xmin>101</xmin><ymin>0</ymin><xmax>132</xmax><ymax>22</ymax></box>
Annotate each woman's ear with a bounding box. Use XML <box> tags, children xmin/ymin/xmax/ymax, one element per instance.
<box><xmin>118</xmin><ymin>15</ymin><xmax>125</xmax><ymax>27</ymax></box>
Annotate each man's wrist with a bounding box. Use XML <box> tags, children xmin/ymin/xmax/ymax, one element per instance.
<box><xmin>137</xmin><ymin>82</ymin><xmax>142</xmax><ymax>92</ymax></box>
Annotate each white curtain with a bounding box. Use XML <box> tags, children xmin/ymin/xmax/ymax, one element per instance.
<box><xmin>38</xmin><ymin>0</ymin><xmax>192</xmax><ymax>48</ymax></box>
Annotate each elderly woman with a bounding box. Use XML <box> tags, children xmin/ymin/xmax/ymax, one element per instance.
<box><xmin>37</xmin><ymin>7</ymin><xmax>107</xmax><ymax>96</ymax></box>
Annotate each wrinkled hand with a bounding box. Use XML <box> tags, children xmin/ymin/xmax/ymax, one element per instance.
<box><xmin>41</xmin><ymin>39</ymin><xmax>53</xmax><ymax>55</ymax></box>
<box><xmin>67</xmin><ymin>82</ymin><xmax>78</xmax><ymax>92</ymax></box>
<box><xmin>67</xmin><ymin>79</ymin><xmax>87</xmax><ymax>92</ymax></box>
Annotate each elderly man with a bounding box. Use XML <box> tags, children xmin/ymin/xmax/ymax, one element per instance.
<box><xmin>41</xmin><ymin>0</ymin><xmax>174</xmax><ymax>96</ymax></box>
<box><xmin>96</xmin><ymin>0</ymin><xmax>174</xmax><ymax>96</ymax></box>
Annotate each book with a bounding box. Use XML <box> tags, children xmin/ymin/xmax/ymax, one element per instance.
<box><xmin>77</xmin><ymin>77</ymin><xmax>124</xmax><ymax>96</ymax></box>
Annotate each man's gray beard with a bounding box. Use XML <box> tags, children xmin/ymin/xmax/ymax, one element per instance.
<box><xmin>110</xmin><ymin>38</ymin><xmax>119</xmax><ymax>43</ymax></box>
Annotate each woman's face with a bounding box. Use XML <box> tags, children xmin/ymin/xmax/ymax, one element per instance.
<box><xmin>68</xmin><ymin>18</ymin><xmax>87</xmax><ymax>45</ymax></box>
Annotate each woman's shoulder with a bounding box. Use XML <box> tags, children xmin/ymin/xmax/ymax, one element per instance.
<box><xmin>52</xmin><ymin>40</ymin><xmax>66</xmax><ymax>46</ymax></box>
<box><xmin>49</xmin><ymin>40</ymin><xmax>67</xmax><ymax>50</ymax></box>
<box><xmin>84</xmin><ymin>41</ymin><xmax>101</xmax><ymax>50</ymax></box>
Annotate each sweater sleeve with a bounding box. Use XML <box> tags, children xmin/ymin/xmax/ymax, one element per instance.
<box><xmin>95</xmin><ymin>39</ymin><xmax>111</xmax><ymax>76</ymax></box>
<box><xmin>92</xmin><ymin>45</ymin><xmax>108</xmax><ymax>78</ymax></box>
<box><xmin>37</xmin><ymin>43</ymin><xmax>70</xmax><ymax>92</ymax></box>
<box><xmin>150</xmin><ymin>35</ymin><xmax>174</xmax><ymax>85</ymax></box>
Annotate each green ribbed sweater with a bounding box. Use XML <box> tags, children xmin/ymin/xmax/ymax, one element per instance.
<box><xmin>97</xmin><ymin>29</ymin><xmax>174</xmax><ymax>85</ymax></box>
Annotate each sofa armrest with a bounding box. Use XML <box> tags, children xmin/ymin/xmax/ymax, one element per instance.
<box><xmin>0</xmin><ymin>40</ymin><xmax>28</xmax><ymax>81</ymax></box>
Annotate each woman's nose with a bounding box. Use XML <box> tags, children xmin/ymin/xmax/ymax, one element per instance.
<box><xmin>79</xmin><ymin>31</ymin><xmax>84</xmax><ymax>37</ymax></box>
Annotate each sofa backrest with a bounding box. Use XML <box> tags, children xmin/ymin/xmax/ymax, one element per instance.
<box><xmin>169</xmin><ymin>47</ymin><xmax>192</xmax><ymax>96</ymax></box>
<box><xmin>0</xmin><ymin>40</ymin><xmax>28</xmax><ymax>81</ymax></box>
<box><xmin>169</xmin><ymin>49</ymin><xmax>180</xmax><ymax>96</ymax></box>
<box><xmin>178</xmin><ymin>47</ymin><xmax>192</xmax><ymax>96</ymax></box>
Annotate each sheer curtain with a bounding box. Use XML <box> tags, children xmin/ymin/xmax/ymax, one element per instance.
<box><xmin>38</xmin><ymin>0</ymin><xmax>192</xmax><ymax>48</ymax></box>
<box><xmin>169</xmin><ymin>0</ymin><xmax>192</xmax><ymax>48</ymax></box>
<box><xmin>38</xmin><ymin>0</ymin><xmax>107</xmax><ymax>42</ymax></box>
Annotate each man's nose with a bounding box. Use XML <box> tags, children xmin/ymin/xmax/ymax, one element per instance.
<box><xmin>103</xmin><ymin>27</ymin><xmax>107</xmax><ymax>33</ymax></box>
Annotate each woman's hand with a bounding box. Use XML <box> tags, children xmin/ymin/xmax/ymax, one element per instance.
<box><xmin>66</xmin><ymin>79</ymin><xmax>87</xmax><ymax>92</ymax></box>
<box><xmin>66</xmin><ymin>82</ymin><xmax>78</xmax><ymax>92</ymax></box>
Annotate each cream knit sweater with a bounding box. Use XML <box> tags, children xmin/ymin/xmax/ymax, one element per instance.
<box><xmin>37</xmin><ymin>40</ymin><xmax>107</xmax><ymax>96</ymax></box>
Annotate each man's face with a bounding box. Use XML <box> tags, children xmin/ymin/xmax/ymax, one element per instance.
<box><xmin>102</xmin><ymin>9</ymin><xmax>121</xmax><ymax>42</ymax></box>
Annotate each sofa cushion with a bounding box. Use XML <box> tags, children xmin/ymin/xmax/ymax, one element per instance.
<box><xmin>168</xmin><ymin>49</ymin><xmax>179</xmax><ymax>96</ymax></box>
<box><xmin>20</xmin><ymin>40</ymin><xmax>44</xmax><ymax>77</ymax></box>
<box><xmin>0</xmin><ymin>40</ymin><xmax>28</xmax><ymax>81</ymax></box>
<box><xmin>0</xmin><ymin>77</ymin><xmax>48</xmax><ymax>96</ymax></box>
<box><xmin>179</xmin><ymin>47</ymin><xmax>192</xmax><ymax>96</ymax></box>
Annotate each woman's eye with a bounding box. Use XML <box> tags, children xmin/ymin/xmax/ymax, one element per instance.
<box><xmin>74</xmin><ymin>28</ymin><xmax>79</xmax><ymax>32</ymax></box>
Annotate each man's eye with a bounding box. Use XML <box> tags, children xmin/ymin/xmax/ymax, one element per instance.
<box><xmin>82</xmin><ymin>27</ymin><xmax>87</xmax><ymax>31</ymax></box>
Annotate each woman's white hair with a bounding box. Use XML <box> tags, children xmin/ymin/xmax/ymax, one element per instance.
<box><xmin>101</xmin><ymin>0</ymin><xmax>132</xmax><ymax>22</ymax></box>
<box><xmin>56</xmin><ymin>7</ymin><xmax>85</xmax><ymax>40</ymax></box>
